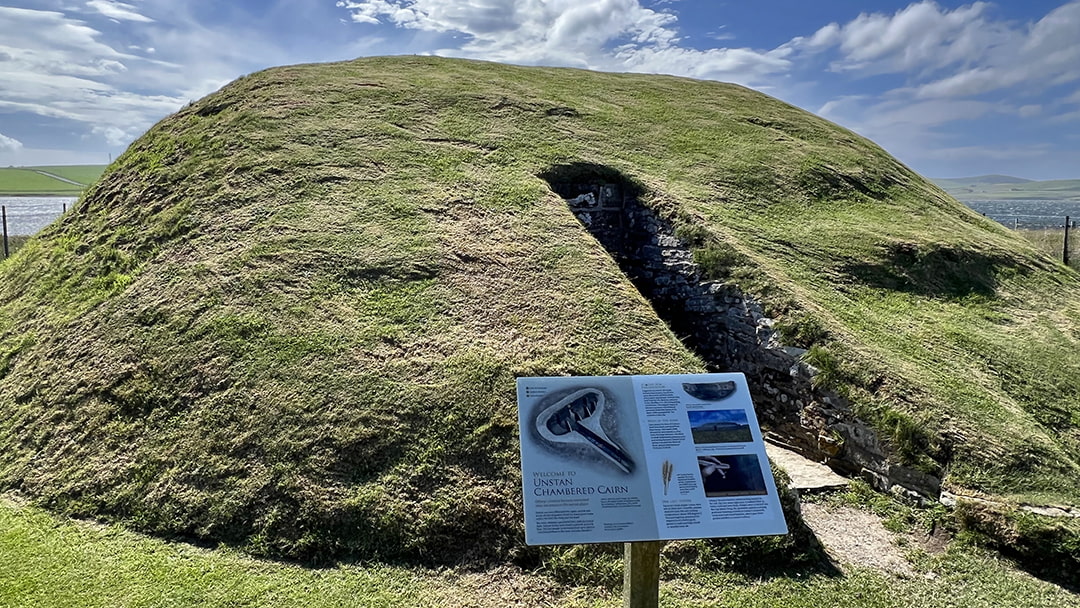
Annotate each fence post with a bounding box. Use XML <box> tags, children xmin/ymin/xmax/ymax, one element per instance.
<box><xmin>1065</xmin><ymin>216</ymin><xmax>1071</xmax><ymax>266</ymax></box>
<box><xmin>2</xmin><ymin>206</ymin><xmax>7</xmax><ymax>259</ymax></box>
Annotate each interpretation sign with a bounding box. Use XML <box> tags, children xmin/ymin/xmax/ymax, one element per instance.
<box><xmin>517</xmin><ymin>373</ymin><xmax>788</xmax><ymax>545</ymax></box>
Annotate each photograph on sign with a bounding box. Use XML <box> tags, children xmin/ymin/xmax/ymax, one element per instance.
<box><xmin>688</xmin><ymin>409</ymin><xmax>753</xmax><ymax>444</ymax></box>
<box><xmin>697</xmin><ymin>454</ymin><xmax>769</xmax><ymax>497</ymax></box>
<box><xmin>681</xmin><ymin>381</ymin><xmax>736</xmax><ymax>401</ymax></box>
<box><xmin>517</xmin><ymin>373</ymin><xmax>788</xmax><ymax>546</ymax></box>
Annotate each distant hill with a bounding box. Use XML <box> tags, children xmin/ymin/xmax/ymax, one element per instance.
<box><xmin>933</xmin><ymin>175</ymin><xmax>1080</xmax><ymax>201</ymax></box>
<box><xmin>939</xmin><ymin>174</ymin><xmax>1034</xmax><ymax>185</ymax></box>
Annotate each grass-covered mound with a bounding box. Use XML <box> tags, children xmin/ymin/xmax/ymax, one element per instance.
<box><xmin>0</xmin><ymin>56</ymin><xmax>1077</xmax><ymax>566</ymax></box>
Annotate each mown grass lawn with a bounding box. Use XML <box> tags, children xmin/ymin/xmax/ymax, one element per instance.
<box><xmin>2</xmin><ymin>496</ymin><xmax>1076</xmax><ymax>608</ymax></box>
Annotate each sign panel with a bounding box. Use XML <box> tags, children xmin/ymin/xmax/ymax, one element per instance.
<box><xmin>517</xmin><ymin>373</ymin><xmax>788</xmax><ymax>545</ymax></box>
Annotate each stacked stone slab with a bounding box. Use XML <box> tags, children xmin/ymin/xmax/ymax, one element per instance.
<box><xmin>550</xmin><ymin>177</ymin><xmax>941</xmax><ymax>501</ymax></box>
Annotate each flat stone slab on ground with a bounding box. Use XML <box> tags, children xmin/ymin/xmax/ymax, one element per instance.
<box><xmin>765</xmin><ymin>442</ymin><xmax>849</xmax><ymax>492</ymax></box>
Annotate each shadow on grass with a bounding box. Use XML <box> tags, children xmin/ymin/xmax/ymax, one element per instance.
<box><xmin>515</xmin><ymin>464</ymin><xmax>843</xmax><ymax>589</ymax></box>
<box><xmin>955</xmin><ymin>502</ymin><xmax>1080</xmax><ymax>593</ymax></box>
<box><xmin>515</xmin><ymin>529</ymin><xmax>841</xmax><ymax>590</ymax></box>
<box><xmin>841</xmin><ymin>242</ymin><xmax>1037</xmax><ymax>300</ymax></box>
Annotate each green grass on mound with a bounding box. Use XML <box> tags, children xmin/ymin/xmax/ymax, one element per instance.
<box><xmin>0</xmin><ymin>57</ymin><xmax>1077</xmax><ymax>573</ymax></box>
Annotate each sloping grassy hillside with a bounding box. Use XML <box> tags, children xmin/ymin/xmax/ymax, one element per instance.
<box><xmin>0</xmin><ymin>57</ymin><xmax>1077</xmax><ymax>567</ymax></box>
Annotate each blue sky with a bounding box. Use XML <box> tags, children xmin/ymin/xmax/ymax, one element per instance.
<box><xmin>2</xmin><ymin>1</ymin><xmax>1079</xmax><ymax>179</ymax></box>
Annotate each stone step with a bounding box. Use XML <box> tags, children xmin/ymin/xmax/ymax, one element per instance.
<box><xmin>765</xmin><ymin>441</ymin><xmax>849</xmax><ymax>492</ymax></box>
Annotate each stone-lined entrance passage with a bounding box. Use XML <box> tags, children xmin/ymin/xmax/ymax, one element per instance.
<box><xmin>541</xmin><ymin>163</ymin><xmax>941</xmax><ymax>501</ymax></box>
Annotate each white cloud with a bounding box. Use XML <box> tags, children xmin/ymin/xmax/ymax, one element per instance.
<box><xmin>615</xmin><ymin>45</ymin><xmax>791</xmax><ymax>83</ymax></box>
<box><xmin>873</xmin><ymin>99</ymin><xmax>1004</xmax><ymax>129</ymax></box>
<box><xmin>791</xmin><ymin>1</ymin><xmax>1080</xmax><ymax>102</ymax></box>
<box><xmin>816</xmin><ymin>95</ymin><xmax>869</xmax><ymax>120</ymax></box>
<box><xmin>0</xmin><ymin>2</ymin><xmax>316</xmax><ymax>157</ymax></box>
<box><xmin>913</xmin><ymin>67</ymin><xmax>1014</xmax><ymax>99</ymax></box>
<box><xmin>789</xmin><ymin>2</ymin><xmax>1080</xmax><ymax>177</ymax></box>
<box><xmin>0</xmin><ymin>132</ymin><xmax>22</xmax><ymax>151</ymax></box>
<box><xmin>0</xmin><ymin>6</ymin><xmax>129</xmax><ymax>66</ymax></box>
<box><xmin>912</xmin><ymin>3</ymin><xmax>1080</xmax><ymax>99</ymax></box>
<box><xmin>705</xmin><ymin>26</ymin><xmax>734</xmax><ymax>42</ymax></box>
<box><xmin>790</xmin><ymin>2</ymin><xmax>1002</xmax><ymax>75</ymax></box>
<box><xmin>92</xmin><ymin>125</ymin><xmax>130</xmax><ymax>146</ymax></box>
<box><xmin>807</xmin><ymin>95</ymin><xmax>1021</xmax><ymax>177</ymax></box>
<box><xmin>86</xmin><ymin>0</ymin><xmax>153</xmax><ymax>23</ymax></box>
<box><xmin>136</xmin><ymin>5</ymin><xmax>313</xmax><ymax>99</ymax></box>
<box><xmin>0</xmin><ymin>144</ymin><xmax>105</xmax><ymax>166</ymax></box>
<box><xmin>1050</xmin><ymin>109</ymin><xmax>1080</xmax><ymax>124</ymax></box>
<box><xmin>0</xmin><ymin>7</ymin><xmax>185</xmax><ymax>151</ymax></box>
<box><xmin>1018</xmin><ymin>104</ymin><xmax>1042</xmax><ymax>118</ymax></box>
<box><xmin>921</xmin><ymin>143</ymin><xmax>1053</xmax><ymax>162</ymax></box>
<box><xmin>799</xmin><ymin>23</ymin><xmax>840</xmax><ymax>50</ymax></box>
<box><xmin>336</xmin><ymin>0</ymin><xmax>791</xmax><ymax>86</ymax></box>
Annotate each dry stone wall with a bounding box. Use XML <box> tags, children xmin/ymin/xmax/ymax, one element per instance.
<box><xmin>547</xmin><ymin>174</ymin><xmax>941</xmax><ymax>501</ymax></box>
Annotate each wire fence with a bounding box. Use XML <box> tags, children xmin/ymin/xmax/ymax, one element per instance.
<box><xmin>0</xmin><ymin>198</ymin><xmax>73</xmax><ymax>259</ymax></box>
<box><xmin>987</xmin><ymin>213</ymin><xmax>1076</xmax><ymax>229</ymax></box>
<box><xmin>1010</xmin><ymin>217</ymin><xmax>1078</xmax><ymax>269</ymax></box>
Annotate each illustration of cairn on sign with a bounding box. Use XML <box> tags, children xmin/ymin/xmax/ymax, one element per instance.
<box><xmin>536</xmin><ymin>388</ymin><xmax>636</xmax><ymax>474</ymax></box>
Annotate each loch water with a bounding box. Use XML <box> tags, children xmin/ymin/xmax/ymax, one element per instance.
<box><xmin>0</xmin><ymin>197</ymin><xmax>76</xmax><ymax>235</ymax></box>
<box><xmin>962</xmin><ymin>199</ymin><xmax>1080</xmax><ymax>229</ymax></box>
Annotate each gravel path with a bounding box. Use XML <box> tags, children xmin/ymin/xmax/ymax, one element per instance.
<box><xmin>800</xmin><ymin>503</ymin><xmax>915</xmax><ymax>576</ymax></box>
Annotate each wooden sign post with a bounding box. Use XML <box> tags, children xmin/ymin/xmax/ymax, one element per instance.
<box><xmin>623</xmin><ymin>541</ymin><xmax>662</xmax><ymax>608</ymax></box>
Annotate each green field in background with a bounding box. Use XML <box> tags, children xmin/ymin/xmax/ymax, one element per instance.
<box><xmin>26</xmin><ymin>165</ymin><xmax>107</xmax><ymax>186</ymax></box>
<box><xmin>0</xmin><ymin>168</ymin><xmax>83</xmax><ymax>195</ymax></box>
<box><xmin>0</xmin><ymin>165</ymin><xmax>107</xmax><ymax>195</ymax></box>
